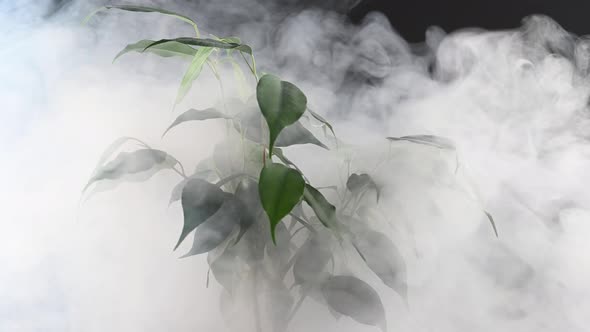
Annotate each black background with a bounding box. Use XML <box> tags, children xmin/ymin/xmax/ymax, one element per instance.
<box><xmin>349</xmin><ymin>0</ymin><xmax>590</xmax><ymax>41</ymax></box>
<box><xmin>46</xmin><ymin>0</ymin><xmax>590</xmax><ymax>41</ymax></box>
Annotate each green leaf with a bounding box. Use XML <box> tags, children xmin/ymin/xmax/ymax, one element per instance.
<box><xmin>307</xmin><ymin>108</ymin><xmax>335</xmax><ymax>137</ymax></box>
<box><xmin>353</xmin><ymin>230</ymin><xmax>407</xmax><ymax>300</ymax></box>
<box><xmin>113</xmin><ymin>40</ymin><xmax>196</xmax><ymax>62</ymax></box>
<box><xmin>303</xmin><ymin>184</ymin><xmax>337</xmax><ymax>229</ymax></box>
<box><xmin>321</xmin><ymin>275</ymin><xmax>387</xmax><ymax>332</ymax></box>
<box><xmin>169</xmin><ymin>170</ymin><xmax>215</xmax><ymax>205</ymax></box>
<box><xmin>181</xmin><ymin>195</ymin><xmax>240</xmax><ymax>257</ymax></box>
<box><xmin>144</xmin><ymin>37</ymin><xmax>252</xmax><ymax>55</ymax></box>
<box><xmin>175</xmin><ymin>47</ymin><xmax>215</xmax><ymax>104</ymax></box>
<box><xmin>163</xmin><ymin>108</ymin><xmax>229</xmax><ymax>136</ymax></box>
<box><xmin>259</xmin><ymin>163</ymin><xmax>305</xmax><ymax>244</ymax></box>
<box><xmin>275</xmin><ymin>121</ymin><xmax>328</xmax><ymax>149</ymax></box>
<box><xmin>386</xmin><ymin>134</ymin><xmax>455</xmax><ymax>150</ymax></box>
<box><xmin>233</xmin><ymin>178</ymin><xmax>260</xmax><ymax>244</ymax></box>
<box><xmin>256</xmin><ymin>74</ymin><xmax>307</xmax><ymax>155</ymax></box>
<box><xmin>293</xmin><ymin>233</ymin><xmax>332</xmax><ymax>285</ymax></box>
<box><xmin>176</xmin><ymin>179</ymin><xmax>226</xmax><ymax>250</ymax></box>
<box><xmin>84</xmin><ymin>148</ymin><xmax>177</xmax><ymax>192</ymax></box>
<box><xmin>346</xmin><ymin>173</ymin><xmax>380</xmax><ymax>202</ymax></box>
<box><xmin>84</xmin><ymin>5</ymin><xmax>199</xmax><ymax>35</ymax></box>
<box><xmin>234</xmin><ymin>108</ymin><xmax>326</xmax><ymax>149</ymax></box>
<box><xmin>207</xmin><ymin>243</ymin><xmax>237</xmax><ymax>292</ymax></box>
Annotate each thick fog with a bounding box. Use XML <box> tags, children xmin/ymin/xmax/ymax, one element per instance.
<box><xmin>1</xmin><ymin>1</ymin><xmax>590</xmax><ymax>331</ymax></box>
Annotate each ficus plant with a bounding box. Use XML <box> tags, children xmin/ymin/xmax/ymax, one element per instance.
<box><xmin>83</xmin><ymin>5</ymin><xmax>497</xmax><ymax>332</ymax></box>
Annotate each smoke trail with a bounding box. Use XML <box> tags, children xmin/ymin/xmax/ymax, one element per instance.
<box><xmin>2</xmin><ymin>1</ymin><xmax>590</xmax><ymax>331</ymax></box>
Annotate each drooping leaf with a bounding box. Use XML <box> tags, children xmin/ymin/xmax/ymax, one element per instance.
<box><xmin>275</xmin><ymin>122</ymin><xmax>328</xmax><ymax>149</ymax></box>
<box><xmin>176</xmin><ymin>179</ymin><xmax>226</xmax><ymax>250</ymax></box>
<box><xmin>303</xmin><ymin>184</ymin><xmax>338</xmax><ymax>229</ymax></box>
<box><xmin>182</xmin><ymin>195</ymin><xmax>240</xmax><ymax>257</ymax></box>
<box><xmin>163</xmin><ymin>108</ymin><xmax>229</xmax><ymax>136</ymax></box>
<box><xmin>169</xmin><ymin>170</ymin><xmax>215</xmax><ymax>205</ymax></box>
<box><xmin>321</xmin><ymin>275</ymin><xmax>387</xmax><ymax>332</ymax></box>
<box><xmin>293</xmin><ymin>233</ymin><xmax>332</xmax><ymax>285</ymax></box>
<box><xmin>485</xmin><ymin>211</ymin><xmax>499</xmax><ymax>237</ymax></box>
<box><xmin>259</xmin><ymin>163</ymin><xmax>305</xmax><ymax>244</ymax></box>
<box><xmin>386</xmin><ymin>134</ymin><xmax>455</xmax><ymax>150</ymax></box>
<box><xmin>89</xmin><ymin>137</ymin><xmax>151</xmax><ymax>177</ymax></box>
<box><xmin>84</xmin><ymin>148</ymin><xmax>176</xmax><ymax>192</ymax></box>
<box><xmin>234</xmin><ymin>109</ymin><xmax>327</xmax><ymax>149</ymax></box>
<box><xmin>113</xmin><ymin>40</ymin><xmax>196</xmax><ymax>62</ymax></box>
<box><xmin>207</xmin><ymin>245</ymin><xmax>237</xmax><ymax>292</ymax></box>
<box><xmin>84</xmin><ymin>5</ymin><xmax>199</xmax><ymax>35</ymax></box>
<box><xmin>256</xmin><ymin>74</ymin><xmax>307</xmax><ymax>154</ymax></box>
<box><xmin>144</xmin><ymin>37</ymin><xmax>252</xmax><ymax>55</ymax></box>
<box><xmin>346</xmin><ymin>173</ymin><xmax>380</xmax><ymax>202</ymax></box>
<box><xmin>175</xmin><ymin>47</ymin><xmax>215</xmax><ymax>105</ymax></box>
<box><xmin>353</xmin><ymin>230</ymin><xmax>407</xmax><ymax>300</ymax></box>
<box><xmin>233</xmin><ymin>178</ymin><xmax>260</xmax><ymax>244</ymax></box>
<box><xmin>307</xmin><ymin>108</ymin><xmax>335</xmax><ymax>137</ymax></box>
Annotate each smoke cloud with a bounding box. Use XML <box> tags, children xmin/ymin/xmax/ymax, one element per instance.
<box><xmin>2</xmin><ymin>1</ymin><xmax>590</xmax><ymax>331</ymax></box>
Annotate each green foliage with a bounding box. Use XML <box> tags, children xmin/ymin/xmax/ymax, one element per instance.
<box><xmin>163</xmin><ymin>108</ymin><xmax>229</xmax><ymax>136</ymax></box>
<box><xmin>347</xmin><ymin>173</ymin><xmax>380</xmax><ymax>202</ymax></box>
<box><xmin>84</xmin><ymin>148</ymin><xmax>178</xmax><ymax>193</ymax></box>
<box><xmin>175</xmin><ymin>47</ymin><xmax>215</xmax><ymax>105</ymax></box>
<box><xmin>258</xmin><ymin>163</ymin><xmax>305</xmax><ymax>243</ymax></box>
<box><xmin>177</xmin><ymin>179</ymin><xmax>226</xmax><ymax>250</ymax></box>
<box><xmin>353</xmin><ymin>230</ymin><xmax>407</xmax><ymax>300</ymax></box>
<box><xmin>256</xmin><ymin>74</ymin><xmax>307</xmax><ymax>155</ymax></box>
<box><xmin>386</xmin><ymin>134</ymin><xmax>455</xmax><ymax>150</ymax></box>
<box><xmin>113</xmin><ymin>40</ymin><xmax>196</xmax><ymax>62</ymax></box>
<box><xmin>84</xmin><ymin>5</ymin><xmax>498</xmax><ymax>332</ymax></box>
<box><xmin>84</xmin><ymin>5</ymin><xmax>200</xmax><ymax>36</ymax></box>
<box><xmin>144</xmin><ymin>37</ymin><xmax>253</xmax><ymax>55</ymax></box>
<box><xmin>302</xmin><ymin>184</ymin><xmax>338</xmax><ymax>229</ymax></box>
<box><xmin>321</xmin><ymin>275</ymin><xmax>387</xmax><ymax>332</ymax></box>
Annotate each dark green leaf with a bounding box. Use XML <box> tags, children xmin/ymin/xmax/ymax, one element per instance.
<box><xmin>163</xmin><ymin>108</ymin><xmax>229</xmax><ymax>136</ymax></box>
<box><xmin>181</xmin><ymin>195</ymin><xmax>240</xmax><ymax>257</ymax></box>
<box><xmin>84</xmin><ymin>148</ymin><xmax>176</xmax><ymax>192</ymax></box>
<box><xmin>321</xmin><ymin>275</ymin><xmax>387</xmax><ymax>332</ymax></box>
<box><xmin>346</xmin><ymin>173</ymin><xmax>380</xmax><ymax>202</ymax></box>
<box><xmin>303</xmin><ymin>184</ymin><xmax>337</xmax><ymax>229</ymax></box>
<box><xmin>175</xmin><ymin>47</ymin><xmax>215</xmax><ymax>104</ymax></box>
<box><xmin>113</xmin><ymin>40</ymin><xmax>196</xmax><ymax>62</ymax></box>
<box><xmin>259</xmin><ymin>163</ymin><xmax>305</xmax><ymax>244</ymax></box>
<box><xmin>386</xmin><ymin>135</ymin><xmax>455</xmax><ymax>150</ymax></box>
<box><xmin>144</xmin><ymin>37</ymin><xmax>252</xmax><ymax>55</ymax></box>
<box><xmin>176</xmin><ymin>179</ymin><xmax>226</xmax><ymax>250</ymax></box>
<box><xmin>293</xmin><ymin>233</ymin><xmax>332</xmax><ymax>285</ymax></box>
<box><xmin>256</xmin><ymin>74</ymin><xmax>307</xmax><ymax>154</ymax></box>
<box><xmin>353</xmin><ymin>230</ymin><xmax>407</xmax><ymax>300</ymax></box>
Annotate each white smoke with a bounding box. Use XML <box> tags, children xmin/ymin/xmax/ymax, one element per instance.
<box><xmin>1</xmin><ymin>1</ymin><xmax>590</xmax><ymax>331</ymax></box>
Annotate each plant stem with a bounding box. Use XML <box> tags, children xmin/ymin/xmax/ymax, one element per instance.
<box><xmin>252</xmin><ymin>269</ymin><xmax>263</xmax><ymax>332</ymax></box>
<box><xmin>288</xmin><ymin>213</ymin><xmax>315</xmax><ymax>233</ymax></box>
<box><xmin>285</xmin><ymin>293</ymin><xmax>306</xmax><ymax>327</ymax></box>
